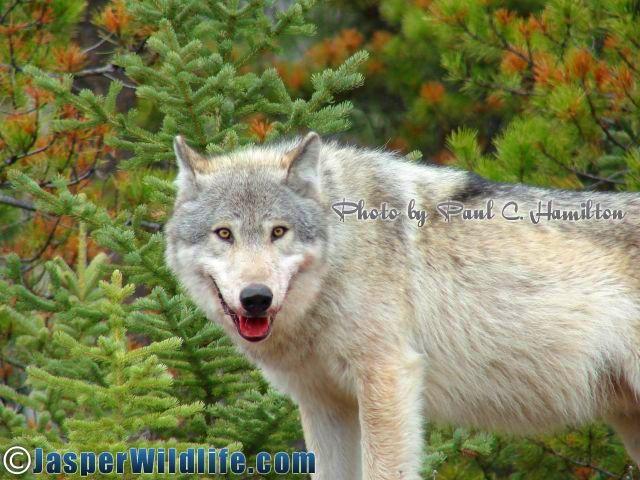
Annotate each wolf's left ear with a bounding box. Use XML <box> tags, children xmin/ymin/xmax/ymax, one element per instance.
<box><xmin>174</xmin><ymin>135</ymin><xmax>210</xmax><ymax>192</ymax></box>
<box><xmin>283</xmin><ymin>132</ymin><xmax>321</xmax><ymax>192</ymax></box>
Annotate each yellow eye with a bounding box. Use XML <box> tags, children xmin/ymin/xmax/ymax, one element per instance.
<box><xmin>271</xmin><ymin>226</ymin><xmax>288</xmax><ymax>240</ymax></box>
<box><xmin>215</xmin><ymin>228</ymin><xmax>233</xmax><ymax>241</ymax></box>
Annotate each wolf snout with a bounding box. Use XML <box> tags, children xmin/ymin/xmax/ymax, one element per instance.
<box><xmin>239</xmin><ymin>283</ymin><xmax>273</xmax><ymax>316</ymax></box>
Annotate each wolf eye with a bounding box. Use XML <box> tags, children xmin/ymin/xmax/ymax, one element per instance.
<box><xmin>271</xmin><ymin>226</ymin><xmax>288</xmax><ymax>240</ymax></box>
<box><xmin>214</xmin><ymin>228</ymin><xmax>233</xmax><ymax>241</ymax></box>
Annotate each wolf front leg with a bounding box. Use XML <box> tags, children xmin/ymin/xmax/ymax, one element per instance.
<box><xmin>299</xmin><ymin>400</ymin><xmax>362</xmax><ymax>479</ymax></box>
<box><xmin>357</xmin><ymin>351</ymin><xmax>425</xmax><ymax>480</ymax></box>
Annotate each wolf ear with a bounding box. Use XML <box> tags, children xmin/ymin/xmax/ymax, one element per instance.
<box><xmin>283</xmin><ymin>132</ymin><xmax>321</xmax><ymax>192</ymax></box>
<box><xmin>173</xmin><ymin>135</ymin><xmax>210</xmax><ymax>192</ymax></box>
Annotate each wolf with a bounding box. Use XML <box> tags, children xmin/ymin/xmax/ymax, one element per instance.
<box><xmin>165</xmin><ymin>132</ymin><xmax>640</xmax><ymax>480</ymax></box>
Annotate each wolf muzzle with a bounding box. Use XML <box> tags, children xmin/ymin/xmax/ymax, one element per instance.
<box><xmin>240</xmin><ymin>283</ymin><xmax>273</xmax><ymax>316</ymax></box>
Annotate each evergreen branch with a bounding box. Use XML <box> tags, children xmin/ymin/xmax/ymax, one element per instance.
<box><xmin>0</xmin><ymin>0</ymin><xmax>22</xmax><ymax>24</ymax></box>
<box><xmin>0</xmin><ymin>194</ymin><xmax>36</xmax><ymax>212</ymax></box>
<box><xmin>74</xmin><ymin>64</ymin><xmax>121</xmax><ymax>78</ymax></box>
<box><xmin>614</xmin><ymin>47</ymin><xmax>638</xmax><ymax>74</ymax></box>
<box><xmin>531</xmin><ymin>440</ymin><xmax>619</xmax><ymax>478</ymax></box>
<box><xmin>0</xmin><ymin>101</ymin><xmax>43</xmax><ymax>172</ymax></box>
<box><xmin>0</xmin><ymin>194</ymin><xmax>162</xmax><ymax>232</ymax></box>
<box><xmin>45</xmin><ymin>165</ymin><xmax>95</xmax><ymax>189</ymax></box>
<box><xmin>150</xmin><ymin>290</ymin><xmax>217</xmax><ymax>422</ymax></box>
<box><xmin>581</xmin><ymin>79</ymin><xmax>629</xmax><ymax>152</ymax></box>
<box><xmin>1</xmin><ymin>138</ymin><xmax>56</xmax><ymax>170</ymax></box>
<box><xmin>74</xmin><ymin>64</ymin><xmax>138</xmax><ymax>90</ymax></box>
<box><xmin>81</xmin><ymin>37</ymin><xmax>112</xmax><ymax>55</ymax></box>
<box><xmin>0</xmin><ymin>356</ymin><xmax>26</xmax><ymax>371</ymax></box>
<box><xmin>469</xmin><ymin>78</ymin><xmax>537</xmax><ymax>97</ymax></box>
<box><xmin>539</xmin><ymin>146</ymin><xmax>626</xmax><ymax>186</ymax></box>
<box><xmin>22</xmin><ymin>216</ymin><xmax>61</xmax><ymax>265</ymax></box>
<box><xmin>486</xmin><ymin>14</ymin><xmax>530</xmax><ymax>65</ymax></box>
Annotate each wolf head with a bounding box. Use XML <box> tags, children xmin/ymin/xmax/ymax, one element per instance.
<box><xmin>165</xmin><ymin>133</ymin><xmax>328</xmax><ymax>345</ymax></box>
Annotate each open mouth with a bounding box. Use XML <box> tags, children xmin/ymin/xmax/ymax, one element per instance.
<box><xmin>210</xmin><ymin>277</ymin><xmax>274</xmax><ymax>342</ymax></box>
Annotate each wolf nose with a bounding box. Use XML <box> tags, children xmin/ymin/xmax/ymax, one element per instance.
<box><xmin>240</xmin><ymin>284</ymin><xmax>273</xmax><ymax>315</ymax></box>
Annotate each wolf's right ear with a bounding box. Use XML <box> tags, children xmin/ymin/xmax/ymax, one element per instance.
<box><xmin>173</xmin><ymin>135</ymin><xmax>209</xmax><ymax>193</ymax></box>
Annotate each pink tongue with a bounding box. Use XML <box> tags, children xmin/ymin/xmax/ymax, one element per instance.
<box><xmin>238</xmin><ymin>315</ymin><xmax>270</xmax><ymax>338</ymax></box>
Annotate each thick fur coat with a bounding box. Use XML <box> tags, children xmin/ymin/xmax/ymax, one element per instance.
<box><xmin>165</xmin><ymin>133</ymin><xmax>640</xmax><ymax>479</ymax></box>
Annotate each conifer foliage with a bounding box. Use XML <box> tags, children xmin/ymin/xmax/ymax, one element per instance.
<box><xmin>431</xmin><ymin>0</ymin><xmax>640</xmax><ymax>191</ymax></box>
<box><xmin>1</xmin><ymin>0</ymin><xmax>367</xmax><ymax>478</ymax></box>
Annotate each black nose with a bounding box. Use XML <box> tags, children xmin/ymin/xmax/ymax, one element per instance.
<box><xmin>239</xmin><ymin>284</ymin><xmax>273</xmax><ymax>315</ymax></box>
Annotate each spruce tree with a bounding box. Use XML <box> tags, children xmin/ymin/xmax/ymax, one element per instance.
<box><xmin>1</xmin><ymin>0</ymin><xmax>367</xmax><ymax>478</ymax></box>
